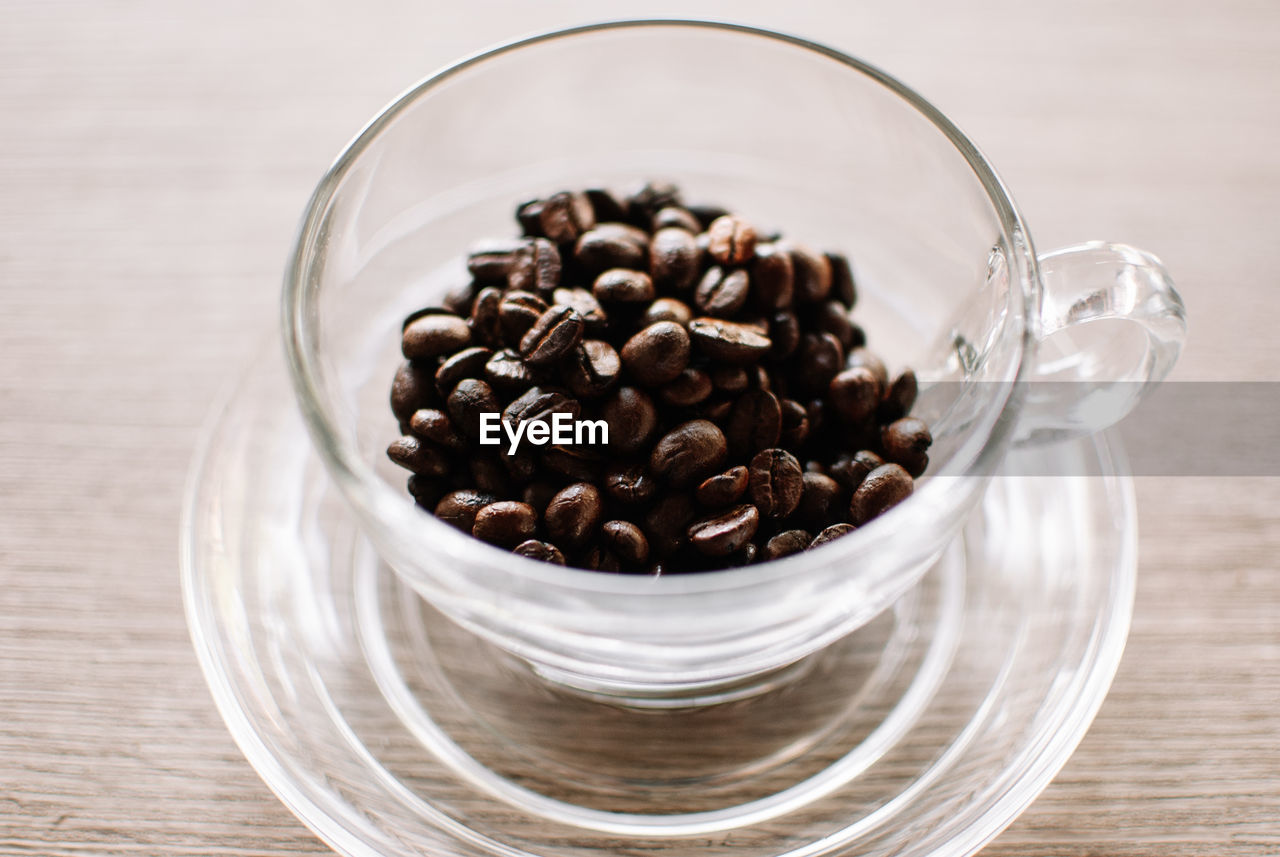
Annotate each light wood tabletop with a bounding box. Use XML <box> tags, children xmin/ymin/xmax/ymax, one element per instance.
<box><xmin>2</xmin><ymin>2</ymin><xmax>1277</xmax><ymax>855</ymax></box>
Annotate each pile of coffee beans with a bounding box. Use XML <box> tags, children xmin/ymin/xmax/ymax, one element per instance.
<box><xmin>387</xmin><ymin>182</ymin><xmax>932</xmax><ymax>573</ymax></box>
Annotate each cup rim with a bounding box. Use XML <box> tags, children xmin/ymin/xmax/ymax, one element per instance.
<box><xmin>282</xmin><ymin>18</ymin><xmax>1039</xmax><ymax>596</ymax></box>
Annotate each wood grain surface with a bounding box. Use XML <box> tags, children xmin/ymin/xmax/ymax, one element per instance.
<box><xmin>2</xmin><ymin>2</ymin><xmax>1277</xmax><ymax>855</ymax></box>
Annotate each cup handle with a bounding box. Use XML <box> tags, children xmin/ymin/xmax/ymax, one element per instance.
<box><xmin>1014</xmin><ymin>241</ymin><xmax>1187</xmax><ymax>446</ymax></box>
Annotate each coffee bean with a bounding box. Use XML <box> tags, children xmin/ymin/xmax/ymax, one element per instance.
<box><xmin>710</xmin><ymin>365</ymin><xmax>750</xmax><ymax>394</ymax></box>
<box><xmin>469</xmin><ymin>287</ymin><xmax>505</xmax><ymax>348</ymax></box>
<box><xmin>544</xmin><ymin>482</ymin><xmax>603</xmax><ymax>548</ymax></box>
<box><xmin>829</xmin><ymin>367</ymin><xmax>882</xmax><ymax>425</ymax></box>
<box><xmin>408</xmin><ymin>475</ymin><xmax>447</xmax><ymax>510</ymax></box>
<box><xmin>446</xmin><ymin>379</ymin><xmax>500</xmax><ymax>439</ymax></box>
<box><xmin>845</xmin><ymin>347</ymin><xmax>889</xmax><ymax>387</ymax></box>
<box><xmin>829</xmin><ymin>450</ymin><xmax>884</xmax><ymax>492</ymax></box>
<box><xmin>467</xmin><ymin>238</ymin><xmax>525</xmax><ymax>283</ymax></box>
<box><xmin>826</xmin><ymin>251</ymin><xmax>857</xmax><ymax>308</ymax></box>
<box><xmin>688</xmin><ymin>318</ymin><xmax>771</xmax><ymax>364</ymax></box>
<box><xmin>483</xmin><ymin>349</ymin><xmax>536</xmax><ymax>394</ymax></box>
<box><xmin>500</xmin><ymin>447</ymin><xmax>538</xmax><ymax>483</ymax></box>
<box><xmin>472</xmin><ymin>500</ymin><xmax>538</xmax><ymax>547</ymax></box>
<box><xmin>470</xmin><ymin>455</ymin><xmax>511</xmax><ymax>495</ymax></box>
<box><xmin>652</xmin><ymin>206</ymin><xmax>702</xmax><ymax>233</ymax></box>
<box><xmin>779</xmin><ymin>398</ymin><xmax>810</xmax><ymax>448</ymax></box>
<box><xmin>794</xmin><ymin>332</ymin><xmax>845</xmax><ymax>395</ymax></box>
<box><xmin>793</xmin><ymin>472</ymin><xmax>842</xmax><ymax>530</ymax></box>
<box><xmin>644</xmin><ymin>493</ymin><xmax>696</xmax><ymax>557</ymax></box>
<box><xmin>507</xmin><ymin>237</ymin><xmax>562</xmax><ymax>294</ymax></box>
<box><xmin>516</xmin><ymin>199</ymin><xmax>544</xmax><ymax>236</ymax></box>
<box><xmin>624</xmin><ymin>181</ymin><xmax>681</xmax><ymax>223</ymax></box>
<box><xmin>585</xmin><ymin>187</ymin><xmax>628</xmax><ymax>223</ymax></box>
<box><xmin>642</xmin><ymin>297</ymin><xmax>693</xmax><ymax>327</ymax></box>
<box><xmin>810</xmin><ymin>523</ymin><xmax>856</xmax><ymax>549</ymax></box>
<box><xmin>659</xmin><ymin>368</ymin><xmax>713</xmax><ymax>407</ymax></box>
<box><xmin>435</xmin><ymin>346</ymin><xmax>493</xmax><ymax>395</ymax></box>
<box><xmin>725</xmin><ymin>389</ymin><xmax>782</xmax><ymax>459</ymax></box>
<box><xmin>513</xmin><ymin>539</ymin><xmax>566</xmax><ymax>565</ymax></box>
<box><xmin>580</xmin><ymin>545</ymin><xmax>623</xmax><ymax>572</ymax></box>
<box><xmin>601</xmin><ymin>386</ymin><xmax>658</xmax><ymax>454</ymax></box>
<box><xmin>390</xmin><ymin>360</ymin><xmax>439</xmax><ymax>423</ymax></box>
<box><xmin>650</xmin><ymin>420</ymin><xmax>728</xmax><ymax>486</ymax></box>
<box><xmin>543</xmin><ymin>444</ymin><xmax>606</xmax><ymax>482</ymax></box>
<box><xmin>762</xmin><ymin>529</ymin><xmax>812</xmax><ymax>561</ymax></box>
<box><xmin>409</xmin><ymin>408</ymin><xmax>465</xmax><ymax>450</ymax></box>
<box><xmin>594</xmin><ymin>268</ymin><xmax>655</xmax><ymax>304</ymax></box>
<box><xmin>564</xmin><ymin>339</ymin><xmax>621</xmax><ymax>398</ymax></box>
<box><xmin>748</xmin><ymin>448</ymin><xmax>804</xmax><ymax>518</ymax></box>
<box><xmin>552</xmin><ymin>287</ymin><xmax>609</xmax><ymax>335</ymax></box>
<box><xmin>649</xmin><ymin>227</ymin><xmax>701</xmax><ymax>290</ymax></box>
<box><xmin>538</xmin><ymin>190</ymin><xmax>595</xmax><ymax>244</ymax></box>
<box><xmin>685</xmin><ymin>203</ymin><xmax>728</xmax><ymax>228</ymax></box>
<box><xmin>621</xmin><ymin>321</ymin><xmax>690</xmax><ymax>386</ymax></box>
<box><xmin>707</xmin><ymin>215</ymin><xmax>757</xmax><ymax>265</ymax></box>
<box><xmin>435</xmin><ymin>489</ymin><xmax>495</xmax><ymax>533</ymax></box>
<box><xmin>850</xmin><ymin>463</ymin><xmax>914</xmax><ymax>524</ymax></box>
<box><xmin>574</xmin><ymin>224</ymin><xmax>648</xmax><ymax>273</ymax></box>
<box><xmin>498</xmin><ymin>291</ymin><xmax>548</xmax><ymax>344</ymax></box>
<box><xmin>814</xmin><ymin>301</ymin><xmax>856</xmax><ymax>350</ymax></box>
<box><xmin>603</xmin><ymin>463</ymin><xmax>658</xmax><ymax>504</ymax></box>
<box><xmin>503</xmin><ymin>386</ymin><xmax>580</xmax><ymax>435</ymax></box>
<box><xmin>687</xmin><ymin>504</ymin><xmax>760</xmax><ymax>556</ymax></box>
<box><xmin>602</xmin><ymin>520</ymin><xmax>650</xmax><ymax>565</ymax></box>
<box><xmin>519</xmin><ymin>305</ymin><xmax>584</xmax><ymax>366</ymax></box>
<box><xmin>880</xmin><ymin>369</ymin><xmax>918</xmax><ymax>422</ymax></box>
<box><xmin>695</xmin><ymin>465</ymin><xmax>749</xmax><ymax>507</ymax></box>
<box><xmin>700</xmin><ymin>397</ymin><xmax>733</xmax><ymax>423</ymax></box>
<box><xmin>789</xmin><ymin>244</ymin><xmax>833</xmax><ymax>303</ymax></box>
<box><xmin>521</xmin><ymin>481</ymin><xmax>560</xmax><ymax>514</ymax></box>
<box><xmin>751</xmin><ymin>243</ymin><xmax>795</xmax><ymax>309</ymax></box>
<box><xmin>387</xmin><ymin>435</ymin><xmax>450</xmax><ymax>477</ymax></box>
<box><xmin>442</xmin><ymin>284</ymin><xmax>479</xmax><ymax>315</ymax></box>
<box><xmin>402</xmin><ymin>313</ymin><xmax>471</xmax><ymax>360</ymax></box>
<box><xmin>881</xmin><ymin>417</ymin><xmax>932</xmax><ymax>478</ymax></box>
<box><xmin>695</xmin><ymin>267</ymin><xmax>750</xmax><ymax>316</ymax></box>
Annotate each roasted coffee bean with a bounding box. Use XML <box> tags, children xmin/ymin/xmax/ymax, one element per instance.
<box><xmin>881</xmin><ymin>417</ymin><xmax>932</xmax><ymax>478</ymax></box>
<box><xmin>544</xmin><ymin>482</ymin><xmax>603</xmax><ymax>548</ymax></box>
<box><xmin>762</xmin><ymin>529</ymin><xmax>812</xmax><ymax>561</ymax></box>
<box><xmin>695</xmin><ymin>465</ymin><xmax>749</xmax><ymax>507</ymax></box>
<box><xmin>649</xmin><ymin>227</ymin><xmax>701</xmax><ymax>291</ymax></box>
<box><xmin>603</xmin><ymin>463</ymin><xmax>658</xmax><ymax>505</ymax></box>
<box><xmin>391</xmin><ymin>361</ymin><xmax>439</xmax><ymax>423</ymax></box>
<box><xmin>643</xmin><ymin>297</ymin><xmax>693</xmax><ymax>327</ymax></box>
<box><xmin>794</xmin><ymin>332</ymin><xmax>845</xmax><ymax>395</ymax></box>
<box><xmin>659</xmin><ymin>368</ymin><xmax>713</xmax><ymax>407</ymax></box>
<box><xmin>826</xmin><ymin>251</ymin><xmax>857</xmax><ymax>308</ymax></box>
<box><xmin>688</xmin><ymin>504</ymin><xmax>759</xmax><ymax>556</ymax></box>
<box><xmin>574</xmin><ymin>224</ymin><xmax>648</xmax><ymax>273</ymax></box>
<box><xmin>880</xmin><ymin>369</ymin><xmax>918</xmax><ymax>422</ymax></box>
<box><xmin>407</xmin><ymin>475</ymin><xmax>447</xmax><ymax>509</ymax></box>
<box><xmin>748</xmin><ymin>448</ymin><xmax>804</xmax><ymax>518</ymax></box>
<box><xmin>643</xmin><ymin>493</ymin><xmax>696</xmax><ymax>557</ymax></box>
<box><xmin>700</xmin><ymin>397</ymin><xmax>733</xmax><ymax>423</ymax></box>
<box><xmin>498</xmin><ymin>291</ymin><xmax>548</xmax><ymax>344</ymax></box>
<box><xmin>850</xmin><ymin>463</ymin><xmax>914</xmax><ymax>524</ymax></box>
<box><xmin>751</xmin><ymin>243</ymin><xmax>795</xmax><ymax>309</ymax></box>
<box><xmin>472</xmin><ymin>500</ymin><xmax>538</xmax><ymax>547</ymax></box>
<box><xmin>845</xmin><ymin>347</ymin><xmax>889</xmax><ymax>387</ymax></box>
<box><xmin>434</xmin><ymin>346</ymin><xmax>493</xmax><ymax>395</ymax></box>
<box><xmin>402</xmin><ymin>313</ymin><xmax>471</xmax><ymax>360</ymax></box>
<box><xmin>814</xmin><ymin>301</ymin><xmax>856</xmax><ymax>350</ymax></box>
<box><xmin>564</xmin><ymin>339</ymin><xmax>621</xmax><ymax>398</ymax></box>
<box><xmin>769</xmin><ymin>310</ymin><xmax>801</xmax><ymax>359</ymax></box>
<box><xmin>601</xmin><ymin>386</ymin><xmax>658</xmax><ymax>454</ymax></box>
<box><xmin>507</xmin><ymin>237</ymin><xmax>562</xmax><ymax>293</ymax></box>
<box><xmin>552</xmin><ymin>287</ymin><xmax>609</xmax><ymax>335</ymax></box>
<box><xmin>688</xmin><ymin>318</ymin><xmax>771</xmax><ymax>364</ymax></box>
<box><xmin>695</xmin><ymin>267</ymin><xmax>750</xmax><ymax>316</ymax></box>
<box><xmin>779</xmin><ymin>398</ymin><xmax>810</xmax><ymax>448</ymax></box>
<box><xmin>441</xmin><ymin>283</ymin><xmax>478</xmax><ymax>316</ymax></box>
<box><xmin>805</xmin><ymin>398</ymin><xmax>827</xmax><ymax>436</ymax></box>
<box><xmin>469</xmin><ymin>287</ymin><xmax>505</xmax><ymax>347</ymax></box>
<box><xmin>707</xmin><ymin>215</ymin><xmax>757</xmax><ymax>266</ymax></box>
<box><xmin>513</xmin><ymin>539</ymin><xmax>566</xmax><ymax>565</ymax></box>
<box><xmin>435</xmin><ymin>490</ymin><xmax>495</xmax><ymax>534</ymax></box>
<box><xmin>503</xmin><ymin>386</ymin><xmax>580</xmax><ymax>434</ymax></box>
<box><xmin>649</xmin><ymin>420</ymin><xmax>727</xmax><ymax>486</ymax></box>
<box><xmin>387</xmin><ymin>435</ymin><xmax>450</xmax><ymax>477</ymax></box>
<box><xmin>725</xmin><ymin>389</ymin><xmax>782</xmax><ymax>459</ymax></box>
<box><xmin>409</xmin><ymin>408</ymin><xmax>466</xmax><ymax>450</ymax></box>
<box><xmin>585</xmin><ymin>187</ymin><xmax>628</xmax><ymax>223</ymax></box>
<box><xmin>793</xmin><ymin>472</ymin><xmax>842</xmax><ymax>530</ymax></box>
<box><xmin>594</xmin><ymin>268</ymin><xmax>655</xmax><ymax>304</ymax></box>
<box><xmin>446</xmin><ymin>379</ymin><xmax>500</xmax><ymax>439</ymax></box>
<box><xmin>624</xmin><ymin>181</ymin><xmax>681</xmax><ymax>222</ymax></box>
<box><xmin>652</xmin><ymin>206</ymin><xmax>702</xmax><ymax>233</ymax></box>
<box><xmin>521</xmin><ymin>481</ymin><xmax>561</xmax><ymax>514</ymax></box>
<box><xmin>516</xmin><ymin>199</ymin><xmax>544</xmax><ymax>236</ymax></box>
<box><xmin>500</xmin><ymin>447</ymin><xmax>538</xmax><ymax>483</ymax></box>
<box><xmin>828</xmin><ymin>367</ymin><xmax>882</xmax><ymax>425</ymax></box>
<box><xmin>543</xmin><ymin>444</ymin><xmax>605</xmax><ymax>482</ymax></box>
<box><xmin>484</xmin><ymin>349</ymin><xmax>536</xmax><ymax>394</ymax></box>
<box><xmin>710</xmin><ymin>365</ymin><xmax>750</xmax><ymax>394</ymax></box>
<box><xmin>810</xmin><ymin>523</ymin><xmax>856</xmax><ymax>549</ymax></box>
<box><xmin>602</xmin><ymin>520</ymin><xmax>650</xmax><ymax>565</ymax></box>
<box><xmin>789</xmin><ymin>244</ymin><xmax>833</xmax><ymax>303</ymax></box>
<box><xmin>467</xmin><ymin>238</ymin><xmax>525</xmax><ymax>283</ymax></box>
<box><xmin>829</xmin><ymin>450</ymin><xmax>884</xmax><ymax>492</ymax></box>
<box><xmin>538</xmin><ymin>190</ymin><xmax>595</xmax><ymax>244</ymax></box>
<box><xmin>519</xmin><ymin>305</ymin><xmax>584</xmax><ymax>366</ymax></box>
<box><xmin>621</xmin><ymin>321</ymin><xmax>691</xmax><ymax>387</ymax></box>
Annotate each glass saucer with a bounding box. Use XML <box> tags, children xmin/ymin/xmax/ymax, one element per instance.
<box><xmin>181</xmin><ymin>340</ymin><xmax>1136</xmax><ymax>857</ymax></box>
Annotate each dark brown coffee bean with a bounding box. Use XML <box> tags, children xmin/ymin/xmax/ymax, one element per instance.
<box><xmin>593</xmin><ymin>268</ymin><xmax>655</xmax><ymax>304</ymax></box>
<box><xmin>699</xmin><ymin>397</ymin><xmax>733</xmax><ymax>423</ymax></box>
<box><xmin>829</xmin><ymin>450</ymin><xmax>884</xmax><ymax>492</ymax></box>
<box><xmin>472</xmin><ymin>501</ymin><xmax>538</xmax><ymax>547</ymax></box>
<box><xmin>442</xmin><ymin>283</ymin><xmax>479</xmax><ymax>315</ymax></box>
<box><xmin>467</xmin><ymin>238</ymin><xmax>525</xmax><ymax>284</ymax></box>
<box><xmin>687</xmin><ymin>203</ymin><xmax>729</xmax><ymax>228</ymax></box>
<box><xmin>446</xmin><ymin>379</ymin><xmax>500</xmax><ymax>439</ymax></box>
<box><xmin>815</xmin><ymin>301</ymin><xmax>856</xmax><ymax>350</ymax></box>
<box><xmin>643</xmin><ymin>493</ymin><xmax>696</xmax><ymax>557</ymax></box>
<box><xmin>793</xmin><ymin>472</ymin><xmax>842</xmax><ymax>530</ymax></box>
<box><xmin>850</xmin><ymin>463</ymin><xmax>914</xmax><ymax>524</ymax></box>
<box><xmin>513</xmin><ymin>539</ymin><xmax>566</xmax><ymax>565</ymax></box>
<box><xmin>484</xmin><ymin>349</ymin><xmax>536</xmax><ymax>394</ymax></box>
<box><xmin>469</xmin><ymin>455</ymin><xmax>512</xmax><ymax>496</ymax></box>
<box><xmin>710</xmin><ymin>365</ymin><xmax>750</xmax><ymax>394</ymax></box>
<box><xmin>544</xmin><ymin>482</ymin><xmax>603</xmax><ymax>548</ymax></box>
<box><xmin>563</xmin><ymin>339</ymin><xmax>621</xmax><ymax>399</ymax></box>
<box><xmin>574</xmin><ymin>224</ymin><xmax>648</xmax><ymax>273</ymax></box>
<box><xmin>538</xmin><ymin>190</ymin><xmax>595</xmax><ymax>244</ymax></box>
<box><xmin>826</xmin><ymin>251</ymin><xmax>857</xmax><ymax>309</ymax></box>
<box><xmin>649</xmin><ymin>227</ymin><xmax>701</xmax><ymax>291</ymax></box>
<box><xmin>751</xmin><ymin>243</ymin><xmax>795</xmax><ymax>309</ymax></box>
<box><xmin>503</xmin><ymin>386</ymin><xmax>580</xmax><ymax>435</ymax></box>
<box><xmin>748</xmin><ymin>448</ymin><xmax>804</xmax><ymax>518</ymax></box>
<box><xmin>434</xmin><ymin>489</ymin><xmax>495</xmax><ymax>534</ymax></box>
<box><xmin>519</xmin><ymin>305</ymin><xmax>584</xmax><ymax>366</ymax></box>
<box><xmin>788</xmin><ymin>244</ymin><xmax>833</xmax><ymax>303</ymax></box>
<box><xmin>762</xmin><ymin>529</ymin><xmax>812</xmax><ymax>561</ymax></box>
<box><xmin>434</xmin><ymin>346</ymin><xmax>493</xmax><ymax>395</ymax></box>
<box><xmin>794</xmin><ymin>332</ymin><xmax>845</xmax><ymax>395</ymax></box>
<box><xmin>407</xmin><ymin>475</ymin><xmax>447</xmax><ymax>509</ymax></box>
<box><xmin>688</xmin><ymin>318</ymin><xmax>771</xmax><ymax>364</ymax></box>
<box><xmin>829</xmin><ymin>367</ymin><xmax>882</xmax><ymax>425</ymax></box>
<box><xmin>516</xmin><ymin>199</ymin><xmax>544</xmax><ymax>236</ymax></box>
<box><xmin>521</xmin><ymin>481</ymin><xmax>560</xmax><ymax>514</ymax></box>
<box><xmin>880</xmin><ymin>369</ymin><xmax>918</xmax><ymax>422</ymax></box>
<box><xmin>601</xmin><ymin>386</ymin><xmax>658</xmax><ymax>454</ymax></box>
<box><xmin>725</xmin><ymin>389</ymin><xmax>782</xmax><ymax>459</ymax></box>
<box><xmin>402</xmin><ymin>313</ymin><xmax>471</xmax><ymax>360</ymax></box>
<box><xmin>810</xmin><ymin>523</ymin><xmax>856</xmax><ymax>549</ymax></box>
<box><xmin>659</xmin><ymin>368</ymin><xmax>713</xmax><ymax>407</ymax></box>
<box><xmin>620</xmin><ymin>321</ymin><xmax>691</xmax><ymax>387</ymax></box>
<box><xmin>552</xmin><ymin>287</ymin><xmax>608</xmax><ymax>335</ymax></box>
<box><xmin>543</xmin><ymin>445</ymin><xmax>605</xmax><ymax>482</ymax></box>
<box><xmin>695</xmin><ymin>267</ymin><xmax>750</xmax><ymax>316</ymax></box>
<box><xmin>767</xmin><ymin>311</ymin><xmax>800</xmax><ymax>359</ymax></box>
<box><xmin>500</xmin><ymin>447</ymin><xmax>538</xmax><ymax>483</ymax></box>
<box><xmin>652</xmin><ymin>206</ymin><xmax>702</xmax><ymax>233</ymax></box>
<box><xmin>695</xmin><ymin>465</ymin><xmax>749</xmax><ymax>507</ymax></box>
<box><xmin>643</xmin><ymin>297</ymin><xmax>693</xmax><ymax>327</ymax></box>
<box><xmin>585</xmin><ymin>187</ymin><xmax>628</xmax><ymax>223</ymax></box>
<box><xmin>688</xmin><ymin>504</ymin><xmax>759</xmax><ymax>557</ymax></box>
<box><xmin>387</xmin><ymin>435</ymin><xmax>450</xmax><ymax>477</ymax></box>
<box><xmin>391</xmin><ymin>361</ymin><xmax>439</xmax><ymax>423</ymax></box>
<box><xmin>603</xmin><ymin>463</ymin><xmax>658</xmax><ymax>504</ymax></box>
<box><xmin>507</xmin><ymin>237</ymin><xmax>562</xmax><ymax>294</ymax></box>
<box><xmin>469</xmin><ymin>287</ymin><xmax>504</xmax><ymax>348</ymax></box>
<box><xmin>602</xmin><ymin>520</ymin><xmax>650</xmax><ymax>565</ymax></box>
<box><xmin>649</xmin><ymin>420</ymin><xmax>728</xmax><ymax>486</ymax></box>
<box><xmin>779</xmin><ymin>398</ymin><xmax>810</xmax><ymax>448</ymax></box>
<box><xmin>845</xmin><ymin>347</ymin><xmax>889</xmax><ymax>387</ymax></box>
<box><xmin>881</xmin><ymin>417</ymin><xmax>932</xmax><ymax>478</ymax></box>
<box><xmin>624</xmin><ymin>181</ymin><xmax>681</xmax><ymax>222</ymax></box>
<box><xmin>805</xmin><ymin>398</ymin><xmax>827</xmax><ymax>436</ymax></box>
<box><xmin>707</xmin><ymin>215</ymin><xmax>757</xmax><ymax>265</ymax></box>
<box><xmin>498</xmin><ymin>291</ymin><xmax>547</xmax><ymax>345</ymax></box>
<box><xmin>409</xmin><ymin>408</ymin><xmax>465</xmax><ymax>450</ymax></box>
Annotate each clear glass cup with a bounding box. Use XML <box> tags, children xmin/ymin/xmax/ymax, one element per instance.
<box><xmin>282</xmin><ymin>20</ymin><xmax>1184</xmax><ymax>705</ymax></box>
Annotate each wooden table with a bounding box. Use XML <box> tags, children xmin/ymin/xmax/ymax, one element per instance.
<box><xmin>3</xmin><ymin>2</ymin><xmax>1277</xmax><ymax>854</ymax></box>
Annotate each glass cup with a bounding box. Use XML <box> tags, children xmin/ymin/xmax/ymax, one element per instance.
<box><xmin>282</xmin><ymin>20</ymin><xmax>1185</xmax><ymax>706</ymax></box>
